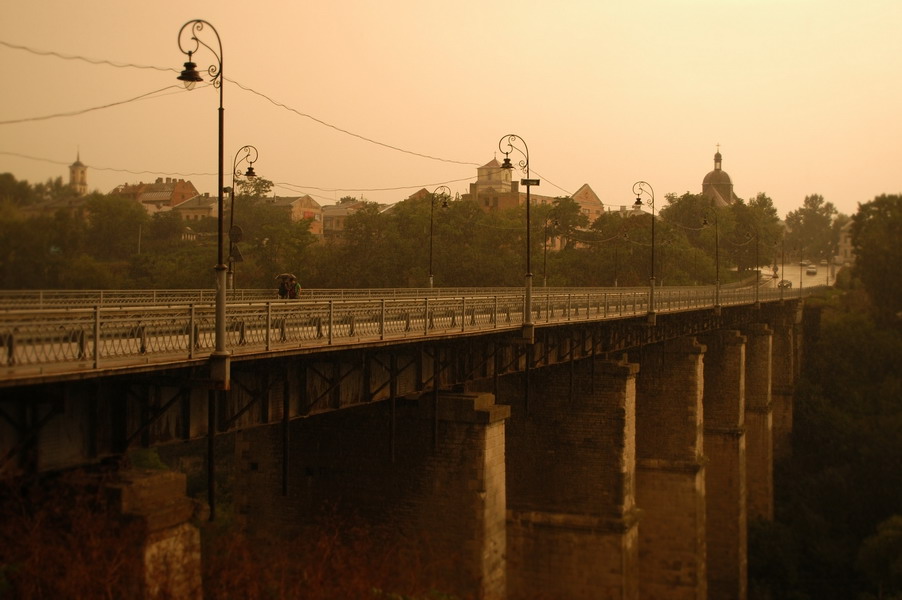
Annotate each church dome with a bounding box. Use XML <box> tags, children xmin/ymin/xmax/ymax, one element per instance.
<box><xmin>701</xmin><ymin>149</ymin><xmax>735</xmax><ymax>206</ymax></box>
<box><xmin>703</xmin><ymin>168</ymin><xmax>732</xmax><ymax>186</ymax></box>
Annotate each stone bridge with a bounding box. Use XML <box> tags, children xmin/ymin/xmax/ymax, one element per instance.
<box><xmin>0</xmin><ymin>287</ymin><xmax>813</xmax><ymax>599</ymax></box>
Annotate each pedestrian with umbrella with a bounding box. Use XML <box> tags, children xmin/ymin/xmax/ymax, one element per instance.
<box><xmin>276</xmin><ymin>273</ymin><xmax>301</xmax><ymax>299</ymax></box>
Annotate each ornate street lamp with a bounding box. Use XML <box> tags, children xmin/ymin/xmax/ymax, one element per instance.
<box><xmin>744</xmin><ymin>224</ymin><xmax>760</xmax><ymax>307</ymax></box>
<box><xmin>226</xmin><ymin>145</ymin><xmax>258</xmax><ymax>293</ymax></box>
<box><xmin>632</xmin><ymin>181</ymin><xmax>656</xmax><ymax>322</ymax></box>
<box><xmin>780</xmin><ymin>237</ymin><xmax>786</xmax><ymax>302</ymax></box>
<box><xmin>499</xmin><ymin>134</ymin><xmax>539</xmax><ymax>343</ymax></box>
<box><xmin>703</xmin><ymin>208</ymin><xmax>721</xmax><ymax>313</ymax></box>
<box><xmin>429</xmin><ymin>185</ymin><xmax>450</xmax><ymax>289</ymax></box>
<box><xmin>176</xmin><ymin>19</ymin><xmax>229</xmax><ymax>388</ymax></box>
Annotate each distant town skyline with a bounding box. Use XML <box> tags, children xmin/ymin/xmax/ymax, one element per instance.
<box><xmin>2</xmin><ymin>0</ymin><xmax>900</xmax><ymax>220</ymax></box>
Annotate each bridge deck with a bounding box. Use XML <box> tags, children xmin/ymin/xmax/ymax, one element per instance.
<box><xmin>0</xmin><ymin>285</ymin><xmax>811</xmax><ymax>386</ymax></box>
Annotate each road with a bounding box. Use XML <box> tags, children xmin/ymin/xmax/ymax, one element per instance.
<box><xmin>766</xmin><ymin>262</ymin><xmax>836</xmax><ymax>290</ymax></box>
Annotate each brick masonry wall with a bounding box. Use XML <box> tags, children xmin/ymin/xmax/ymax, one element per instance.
<box><xmin>700</xmin><ymin>330</ymin><xmax>748</xmax><ymax>600</ymax></box>
<box><xmin>230</xmin><ymin>393</ymin><xmax>509</xmax><ymax>600</ymax></box>
<box><xmin>635</xmin><ymin>337</ymin><xmax>707</xmax><ymax>600</ymax></box>
<box><xmin>496</xmin><ymin>357</ymin><xmax>640</xmax><ymax>600</ymax></box>
<box><xmin>744</xmin><ymin>323</ymin><xmax>774</xmax><ymax>521</ymax></box>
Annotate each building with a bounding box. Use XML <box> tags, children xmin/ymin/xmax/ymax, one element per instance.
<box><xmin>69</xmin><ymin>151</ymin><xmax>88</xmax><ymax>196</ymax></box>
<box><xmin>171</xmin><ymin>194</ymin><xmax>217</xmax><ymax>221</ymax></box>
<box><xmin>834</xmin><ymin>220</ymin><xmax>854</xmax><ymax>266</ymax></box>
<box><xmin>111</xmin><ymin>177</ymin><xmax>200</xmax><ymax>214</ymax></box>
<box><xmin>263</xmin><ymin>195</ymin><xmax>323</xmax><ymax>235</ymax></box>
<box><xmin>701</xmin><ymin>146</ymin><xmax>739</xmax><ymax>207</ymax></box>
<box><xmin>571</xmin><ymin>183</ymin><xmax>605</xmax><ymax>223</ymax></box>
<box><xmin>460</xmin><ymin>158</ymin><xmax>599</xmax><ymax>215</ymax></box>
<box><xmin>321</xmin><ymin>199</ymin><xmax>389</xmax><ymax>239</ymax></box>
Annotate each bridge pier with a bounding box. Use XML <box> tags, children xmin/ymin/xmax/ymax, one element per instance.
<box><xmin>231</xmin><ymin>390</ymin><xmax>510</xmax><ymax>600</ymax></box>
<box><xmin>103</xmin><ymin>469</ymin><xmax>202</xmax><ymax>600</ymax></box>
<box><xmin>496</xmin><ymin>358</ymin><xmax>640</xmax><ymax>600</ymax></box>
<box><xmin>769</xmin><ymin>308</ymin><xmax>798</xmax><ymax>460</ymax></box>
<box><xmin>699</xmin><ymin>330</ymin><xmax>748</xmax><ymax>600</ymax></box>
<box><xmin>743</xmin><ymin>323</ymin><xmax>774</xmax><ymax>521</ymax></box>
<box><xmin>634</xmin><ymin>336</ymin><xmax>707</xmax><ymax>600</ymax></box>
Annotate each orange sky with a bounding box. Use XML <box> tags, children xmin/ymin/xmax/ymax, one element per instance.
<box><xmin>2</xmin><ymin>0</ymin><xmax>900</xmax><ymax>219</ymax></box>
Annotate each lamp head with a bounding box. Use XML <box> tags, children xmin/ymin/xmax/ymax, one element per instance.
<box><xmin>634</xmin><ymin>195</ymin><xmax>643</xmax><ymax>207</ymax></box>
<box><xmin>177</xmin><ymin>54</ymin><xmax>203</xmax><ymax>90</ymax></box>
<box><xmin>500</xmin><ymin>155</ymin><xmax>513</xmax><ymax>170</ymax></box>
<box><xmin>244</xmin><ymin>165</ymin><xmax>256</xmax><ymax>178</ymax></box>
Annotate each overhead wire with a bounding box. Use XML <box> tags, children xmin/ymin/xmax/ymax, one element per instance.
<box><xmin>0</xmin><ymin>85</ymin><xmax>185</xmax><ymax>125</ymax></box>
<box><xmin>0</xmin><ymin>39</ymin><xmax>577</xmax><ymax>202</ymax></box>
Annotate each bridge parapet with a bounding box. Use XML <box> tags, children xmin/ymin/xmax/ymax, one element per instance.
<box><xmin>0</xmin><ymin>286</ymin><xmax>821</xmax><ymax>387</ymax></box>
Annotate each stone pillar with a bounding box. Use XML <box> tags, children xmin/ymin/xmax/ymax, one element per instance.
<box><xmin>699</xmin><ymin>330</ymin><xmax>748</xmax><ymax>600</ymax></box>
<box><xmin>408</xmin><ymin>392</ymin><xmax>510</xmax><ymax>600</ymax></box>
<box><xmin>105</xmin><ymin>469</ymin><xmax>202</xmax><ymax>600</ymax></box>
<box><xmin>743</xmin><ymin>323</ymin><xmax>774</xmax><ymax>521</ymax></box>
<box><xmin>635</xmin><ymin>337</ymin><xmax>707</xmax><ymax>600</ymax></box>
<box><xmin>504</xmin><ymin>358</ymin><xmax>640</xmax><ymax>600</ymax></box>
<box><xmin>770</xmin><ymin>308</ymin><xmax>796</xmax><ymax>459</ymax></box>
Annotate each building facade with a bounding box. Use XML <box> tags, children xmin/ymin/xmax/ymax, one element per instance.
<box><xmin>111</xmin><ymin>178</ymin><xmax>200</xmax><ymax>214</ymax></box>
<box><xmin>69</xmin><ymin>152</ymin><xmax>88</xmax><ymax>196</ymax></box>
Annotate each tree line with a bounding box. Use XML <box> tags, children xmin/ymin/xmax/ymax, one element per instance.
<box><xmin>0</xmin><ymin>172</ymin><xmax>847</xmax><ymax>291</ymax></box>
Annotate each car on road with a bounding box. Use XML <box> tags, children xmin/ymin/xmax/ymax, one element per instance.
<box><xmin>806</xmin><ymin>266</ymin><xmax>818</xmax><ymax>275</ymax></box>
<box><xmin>778</xmin><ymin>279</ymin><xmax>792</xmax><ymax>288</ymax></box>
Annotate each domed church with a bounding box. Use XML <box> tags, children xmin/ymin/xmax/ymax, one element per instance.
<box><xmin>701</xmin><ymin>146</ymin><xmax>738</xmax><ymax>207</ymax></box>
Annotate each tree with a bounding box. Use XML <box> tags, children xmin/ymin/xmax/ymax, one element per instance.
<box><xmin>84</xmin><ymin>195</ymin><xmax>148</xmax><ymax>260</ymax></box>
<box><xmin>857</xmin><ymin>515</ymin><xmax>902</xmax><ymax>599</ymax></box>
<box><xmin>785</xmin><ymin>194</ymin><xmax>838</xmax><ymax>262</ymax></box>
<box><xmin>547</xmin><ymin>196</ymin><xmax>589</xmax><ymax>250</ymax></box>
<box><xmin>851</xmin><ymin>194</ymin><xmax>902</xmax><ymax>323</ymax></box>
<box><xmin>726</xmin><ymin>194</ymin><xmax>783</xmax><ymax>275</ymax></box>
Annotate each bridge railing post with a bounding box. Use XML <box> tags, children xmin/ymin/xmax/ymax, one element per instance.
<box><xmin>380</xmin><ymin>299</ymin><xmax>386</xmax><ymax>340</ymax></box>
<box><xmin>265</xmin><ymin>303</ymin><xmax>272</xmax><ymax>351</ymax></box>
<box><xmin>328</xmin><ymin>300</ymin><xmax>334</xmax><ymax>345</ymax></box>
<box><xmin>188</xmin><ymin>305</ymin><xmax>196</xmax><ymax>357</ymax></box>
<box><xmin>93</xmin><ymin>305</ymin><xmax>100</xmax><ymax>369</ymax></box>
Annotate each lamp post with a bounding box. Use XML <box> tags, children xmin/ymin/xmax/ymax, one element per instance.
<box><xmin>176</xmin><ymin>19</ymin><xmax>229</xmax><ymax>389</ymax></box>
<box><xmin>745</xmin><ymin>224</ymin><xmax>760</xmax><ymax>306</ymax></box>
<box><xmin>799</xmin><ymin>250</ymin><xmax>804</xmax><ymax>299</ymax></box>
<box><xmin>499</xmin><ymin>134</ymin><xmax>539</xmax><ymax>343</ymax></box>
<box><xmin>429</xmin><ymin>185</ymin><xmax>450</xmax><ymax>289</ymax></box>
<box><xmin>543</xmin><ymin>218</ymin><xmax>558</xmax><ymax>287</ymax></box>
<box><xmin>227</xmin><ymin>145</ymin><xmax>258</xmax><ymax>294</ymax></box>
<box><xmin>703</xmin><ymin>208</ymin><xmax>721</xmax><ymax>312</ymax></box>
<box><xmin>632</xmin><ymin>181</ymin><xmax>656</xmax><ymax>322</ymax></box>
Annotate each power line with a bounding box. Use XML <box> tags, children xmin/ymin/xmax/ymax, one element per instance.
<box><xmin>231</xmin><ymin>79</ymin><xmax>481</xmax><ymax>168</ymax></box>
<box><xmin>0</xmin><ymin>40</ymin><xmax>173</xmax><ymax>72</ymax></box>
<box><xmin>0</xmin><ymin>39</ymin><xmax>578</xmax><ymax>202</ymax></box>
<box><xmin>0</xmin><ymin>85</ymin><xmax>184</xmax><ymax>125</ymax></box>
<box><xmin>274</xmin><ymin>175</ymin><xmax>473</xmax><ymax>194</ymax></box>
<box><xmin>1</xmin><ymin>39</ymin><xmax>480</xmax><ymax>168</ymax></box>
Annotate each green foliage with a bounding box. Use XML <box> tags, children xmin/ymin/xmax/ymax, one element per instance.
<box><xmin>851</xmin><ymin>194</ymin><xmax>902</xmax><ymax>324</ymax></box>
<box><xmin>857</xmin><ymin>515</ymin><xmax>902</xmax><ymax>597</ymax></box>
<box><xmin>0</xmin><ymin>172</ymin><xmax>854</xmax><ymax>292</ymax></box>
<box><xmin>754</xmin><ymin>302</ymin><xmax>902</xmax><ymax>599</ymax></box>
<box><xmin>84</xmin><ymin>194</ymin><xmax>148</xmax><ymax>260</ymax></box>
<box><xmin>785</xmin><ymin>194</ymin><xmax>839</xmax><ymax>262</ymax></box>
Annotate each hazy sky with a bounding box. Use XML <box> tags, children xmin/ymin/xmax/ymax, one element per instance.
<box><xmin>2</xmin><ymin>0</ymin><xmax>900</xmax><ymax>219</ymax></box>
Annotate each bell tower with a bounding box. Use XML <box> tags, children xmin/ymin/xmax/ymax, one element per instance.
<box><xmin>69</xmin><ymin>151</ymin><xmax>88</xmax><ymax>196</ymax></box>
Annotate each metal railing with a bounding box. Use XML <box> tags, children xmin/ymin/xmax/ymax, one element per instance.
<box><xmin>0</xmin><ymin>285</ymin><xmax>818</xmax><ymax>382</ymax></box>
